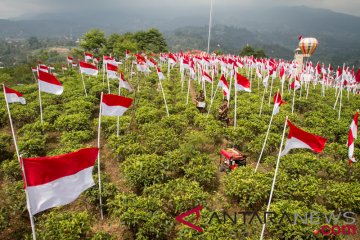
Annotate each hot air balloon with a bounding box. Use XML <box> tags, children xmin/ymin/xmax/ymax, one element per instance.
<box><xmin>299</xmin><ymin>38</ymin><xmax>318</xmax><ymax>57</ymax></box>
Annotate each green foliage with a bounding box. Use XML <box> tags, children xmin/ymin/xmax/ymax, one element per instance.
<box><xmin>134</xmin><ymin>28</ymin><xmax>168</xmax><ymax>53</ymax></box>
<box><xmin>36</xmin><ymin>211</ymin><xmax>91</xmax><ymax>240</ymax></box>
<box><xmin>54</xmin><ymin>113</ymin><xmax>91</xmax><ymax>132</ymax></box>
<box><xmin>224</xmin><ymin>166</ymin><xmax>272</xmax><ymax>209</ymax></box>
<box><xmin>239</xmin><ymin>44</ymin><xmax>267</xmax><ymax>58</ymax></box>
<box><xmin>80</xmin><ymin>29</ymin><xmax>106</xmax><ymax>53</ymax></box>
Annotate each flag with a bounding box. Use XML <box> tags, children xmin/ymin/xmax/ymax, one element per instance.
<box><xmin>106</xmin><ymin>62</ymin><xmax>119</xmax><ymax>79</ymax></box>
<box><xmin>290</xmin><ymin>79</ymin><xmax>301</xmax><ymax>90</ymax></box>
<box><xmin>157</xmin><ymin>67</ymin><xmax>165</xmax><ymax>80</ymax></box>
<box><xmin>67</xmin><ymin>56</ymin><xmax>73</xmax><ymax>63</ymax></box>
<box><xmin>348</xmin><ymin>111</ymin><xmax>359</xmax><ymax>163</ymax></box>
<box><xmin>218</xmin><ymin>74</ymin><xmax>230</xmax><ymax>101</ymax></box>
<box><xmin>119</xmin><ymin>73</ymin><xmax>133</xmax><ymax>92</ymax></box>
<box><xmin>355</xmin><ymin>69</ymin><xmax>360</xmax><ymax>83</ymax></box>
<box><xmin>202</xmin><ymin>71</ymin><xmax>212</xmax><ymax>83</ymax></box>
<box><xmin>168</xmin><ymin>53</ymin><xmax>177</xmax><ymax>65</ymax></box>
<box><xmin>84</xmin><ymin>52</ymin><xmax>93</xmax><ymax>61</ymax></box>
<box><xmin>101</xmin><ymin>94</ymin><xmax>133</xmax><ymax>116</ymax></box>
<box><xmin>125</xmin><ymin>50</ymin><xmax>131</xmax><ymax>59</ymax></box>
<box><xmin>22</xmin><ymin>148</ymin><xmax>99</xmax><ymax>215</ymax></box>
<box><xmin>281</xmin><ymin>120</ymin><xmax>327</xmax><ymax>156</ymax></box>
<box><xmin>263</xmin><ymin>74</ymin><xmax>269</xmax><ymax>87</ymax></box>
<box><xmin>273</xmin><ymin>92</ymin><xmax>285</xmax><ymax>115</ymax></box>
<box><xmin>62</xmin><ymin>65</ymin><xmax>68</xmax><ymax>71</ymax></box>
<box><xmin>31</xmin><ymin>67</ymin><xmax>38</xmax><ymax>73</ymax></box>
<box><xmin>72</xmin><ymin>62</ymin><xmax>77</xmax><ymax>67</ymax></box>
<box><xmin>256</xmin><ymin>67</ymin><xmax>263</xmax><ymax>79</ymax></box>
<box><xmin>79</xmin><ymin>61</ymin><xmax>98</xmax><ymax>76</ymax></box>
<box><xmin>280</xmin><ymin>67</ymin><xmax>286</xmax><ymax>83</ymax></box>
<box><xmin>38</xmin><ymin>64</ymin><xmax>49</xmax><ymax>73</ymax></box>
<box><xmin>235</xmin><ymin>72</ymin><xmax>251</xmax><ymax>92</ymax></box>
<box><xmin>38</xmin><ymin>71</ymin><xmax>63</xmax><ymax>95</ymax></box>
<box><xmin>3</xmin><ymin>86</ymin><xmax>26</xmax><ymax>104</ymax></box>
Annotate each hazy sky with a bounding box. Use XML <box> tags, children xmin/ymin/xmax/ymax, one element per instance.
<box><xmin>1</xmin><ymin>0</ymin><xmax>360</xmax><ymax>19</ymax></box>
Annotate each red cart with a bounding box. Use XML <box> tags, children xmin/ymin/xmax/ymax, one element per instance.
<box><xmin>219</xmin><ymin>148</ymin><xmax>246</xmax><ymax>172</ymax></box>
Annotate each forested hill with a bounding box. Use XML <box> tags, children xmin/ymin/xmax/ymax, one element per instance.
<box><xmin>0</xmin><ymin>6</ymin><xmax>360</xmax><ymax>66</ymax></box>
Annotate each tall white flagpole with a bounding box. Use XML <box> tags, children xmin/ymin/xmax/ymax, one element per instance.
<box><xmin>268</xmin><ymin>76</ymin><xmax>274</xmax><ymax>106</ymax></box>
<box><xmin>21</xmin><ymin>158</ymin><xmax>37</xmax><ymax>240</ymax></box>
<box><xmin>259</xmin><ymin>116</ymin><xmax>288</xmax><ymax>240</ymax></box>
<box><xmin>207</xmin><ymin>0</ymin><xmax>213</xmax><ymax>54</ymax></box>
<box><xmin>291</xmin><ymin>79</ymin><xmax>296</xmax><ymax>114</ymax></box>
<box><xmin>255</xmin><ymin>90</ymin><xmax>279</xmax><ymax>172</ymax></box>
<box><xmin>259</xmin><ymin>86</ymin><xmax>266</xmax><ymax>116</ymax></box>
<box><xmin>3</xmin><ymin>84</ymin><xmax>21</xmax><ymax>163</ymax></box>
<box><xmin>234</xmin><ymin>77</ymin><xmax>237</xmax><ymax>129</ymax></box>
<box><xmin>81</xmin><ymin>73</ymin><xmax>88</xmax><ymax>97</ymax></box>
<box><xmin>97</xmin><ymin>92</ymin><xmax>104</xmax><ymax>220</ymax></box>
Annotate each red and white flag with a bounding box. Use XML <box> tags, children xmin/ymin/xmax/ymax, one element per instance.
<box><xmin>290</xmin><ymin>79</ymin><xmax>301</xmax><ymax>90</ymax></box>
<box><xmin>3</xmin><ymin>86</ymin><xmax>26</xmax><ymax>105</ymax></box>
<box><xmin>38</xmin><ymin>71</ymin><xmax>63</xmax><ymax>95</ymax></box>
<box><xmin>101</xmin><ymin>94</ymin><xmax>133</xmax><ymax>116</ymax></box>
<box><xmin>22</xmin><ymin>148</ymin><xmax>99</xmax><ymax>215</ymax></box>
<box><xmin>62</xmin><ymin>65</ymin><xmax>68</xmax><ymax>71</ymax></box>
<box><xmin>256</xmin><ymin>67</ymin><xmax>263</xmax><ymax>79</ymax></box>
<box><xmin>72</xmin><ymin>62</ymin><xmax>77</xmax><ymax>67</ymax></box>
<box><xmin>202</xmin><ymin>70</ymin><xmax>212</xmax><ymax>83</ymax></box>
<box><xmin>235</xmin><ymin>72</ymin><xmax>251</xmax><ymax>92</ymax></box>
<box><xmin>355</xmin><ymin>69</ymin><xmax>360</xmax><ymax>83</ymax></box>
<box><xmin>157</xmin><ymin>67</ymin><xmax>165</xmax><ymax>80</ymax></box>
<box><xmin>281</xmin><ymin>120</ymin><xmax>327</xmax><ymax>156</ymax></box>
<box><xmin>119</xmin><ymin>73</ymin><xmax>133</xmax><ymax>92</ymax></box>
<box><xmin>67</xmin><ymin>56</ymin><xmax>73</xmax><ymax>63</ymax></box>
<box><xmin>79</xmin><ymin>61</ymin><xmax>98</xmax><ymax>76</ymax></box>
<box><xmin>125</xmin><ymin>50</ymin><xmax>131</xmax><ymax>59</ymax></box>
<box><xmin>106</xmin><ymin>62</ymin><xmax>119</xmax><ymax>79</ymax></box>
<box><xmin>280</xmin><ymin>66</ymin><xmax>286</xmax><ymax>83</ymax></box>
<box><xmin>348</xmin><ymin>111</ymin><xmax>358</xmax><ymax>163</ymax></box>
<box><xmin>84</xmin><ymin>52</ymin><xmax>93</xmax><ymax>61</ymax></box>
<box><xmin>218</xmin><ymin>74</ymin><xmax>230</xmax><ymax>101</ymax></box>
<box><xmin>38</xmin><ymin>64</ymin><xmax>49</xmax><ymax>73</ymax></box>
<box><xmin>168</xmin><ymin>53</ymin><xmax>177</xmax><ymax>65</ymax></box>
<box><xmin>273</xmin><ymin>92</ymin><xmax>285</xmax><ymax>115</ymax></box>
<box><xmin>31</xmin><ymin>67</ymin><xmax>38</xmax><ymax>73</ymax></box>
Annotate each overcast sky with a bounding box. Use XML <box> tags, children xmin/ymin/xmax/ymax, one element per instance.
<box><xmin>1</xmin><ymin>0</ymin><xmax>360</xmax><ymax>19</ymax></box>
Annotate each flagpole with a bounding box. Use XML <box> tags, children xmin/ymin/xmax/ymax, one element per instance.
<box><xmin>255</xmin><ymin>90</ymin><xmax>279</xmax><ymax>172</ymax></box>
<box><xmin>117</xmin><ymin>82</ymin><xmax>121</xmax><ymax>137</ymax></box>
<box><xmin>260</xmin><ymin>115</ymin><xmax>288</xmax><ymax>240</ymax></box>
<box><xmin>207</xmin><ymin>0</ymin><xmax>213</xmax><ymax>54</ymax></box>
<box><xmin>291</xmin><ymin>78</ymin><xmax>296</xmax><ymax>114</ymax></box>
<box><xmin>20</xmin><ymin>158</ymin><xmax>37</xmax><ymax>240</ymax></box>
<box><xmin>37</xmin><ymin>73</ymin><xmax>43</xmax><ymax>124</ymax></box>
<box><xmin>186</xmin><ymin>76</ymin><xmax>191</xmax><ymax>105</ymax></box>
<box><xmin>97</xmin><ymin>92</ymin><xmax>104</xmax><ymax>220</ymax></box>
<box><xmin>106</xmin><ymin>73</ymin><xmax>111</xmax><ymax>94</ymax></box>
<box><xmin>259</xmin><ymin>86</ymin><xmax>266</xmax><ymax>116</ymax></box>
<box><xmin>268</xmin><ymin>76</ymin><xmax>274</xmax><ymax>106</ymax></box>
<box><xmin>102</xmin><ymin>62</ymin><xmax>106</xmax><ymax>86</ymax></box>
<box><xmin>159</xmin><ymin>79</ymin><xmax>169</xmax><ymax>116</ymax></box>
<box><xmin>207</xmin><ymin>84</ymin><xmax>219</xmax><ymax>116</ymax></box>
<box><xmin>234</xmin><ymin>77</ymin><xmax>237</xmax><ymax>129</ymax></box>
<box><xmin>81</xmin><ymin>73</ymin><xmax>88</xmax><ymax>97</ymax></box>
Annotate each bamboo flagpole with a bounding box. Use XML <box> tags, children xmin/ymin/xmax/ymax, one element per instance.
<box><xmin>207</xmin><ymin>84</ymin><xmax>219</xmax><ymax>117</ymax></box>
<box><xmin>3</xmin><ymin>84</ymin><xmax>21</xmax><ymax>163</ymax></box>
<box><xmin>186</xmin><ymin>76</ymin><xmax>191</xmax><ymax>105</ymax></box>
<box><xmin>81</xmin><ymin>73</ymin><xmax>88</xmax><ymax>96</ymax></box>
<box><xmin>37</xmin><ymin>72</ymin><xmax>43</xmax><ymax>124</ymax></box>
<box><xmin>117</xmin><ymin>82</ymin><xmax>121</xmax><ymax>137</ymax></box>
<box><xmin>259</xmin><ymin>116</ymin><xmax>288</xmax><ymax>240</ymax></box>
<box><xmin>97</xmin><ymin>92</ymin><xmax>104</xmax><ymax>220</ymax></box>
<box><xmin>255</xmin><ymin>90</ymin><xmax>279</xmax><ymax>172</ymax></box>
<box><xmin>234</xmin><ymin>76</ymin><xmax>237</xmax><ymax>129</ymax></box>
<box><xmin>159</xmin><ymin>78</ymin><xmax>169</xmax><ymax>116</ymax></box>
<box><xmin>21</xmin><ymin>157</ymin><xmax>37</xmax><ymax>240</ymax></box>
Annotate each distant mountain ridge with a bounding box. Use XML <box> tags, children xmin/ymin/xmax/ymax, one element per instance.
<box><xmin>0</xmin><ymin>6</ymin><xmax>359</xmax><ymax>66</ymax></box>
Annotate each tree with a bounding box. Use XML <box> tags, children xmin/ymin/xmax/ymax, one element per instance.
<box><xmin>27</xmin><ymin>37</ymin><xmax>41</xmax><ymax>50</ymax></box>
<box><xmin>240</xmin><ymin>44</ymin><xmax>267</xmax><ymax>58</ymax></box>
<box><xmin>134</xmin><ymin>28</ymin><xmax>168</xmax><ymax>53</ymax></box>
<box><xmin>80</xmin><ymin>29</ymin><xmax>106</xmax><ymax>53</ymax></box>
